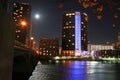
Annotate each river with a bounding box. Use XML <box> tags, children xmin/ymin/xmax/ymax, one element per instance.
<box><xmin>29</xmin><ymin>60</ymin><xmax>120</xmax><ymax>80</ymax></box>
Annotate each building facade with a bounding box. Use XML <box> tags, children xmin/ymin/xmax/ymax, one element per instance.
<box><xmin>117</xmin><ymin>32</ymin><xmax>120</xmax><ymax>49</ymax></box>
<box><xmin>88</xmin><ymin>44</ymin><xmax>115</xmax><ymax>52</ymax></box>
<box><xmin>62</xmin><ymin>11</ymin><xmax>88</xmax><ymax>56</ymax></box>
<box><xmin>12</xmin><ymin>2</ymin><xmax>31</xmax><ymax>45</ymax></box>
<box><xmin>39</xmin><ymin>37</ymin><xmax>59</xmax><ymax>57</ymax></box>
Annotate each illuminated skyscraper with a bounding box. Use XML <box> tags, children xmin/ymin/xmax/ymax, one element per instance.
<box><xmin>12</xmin><ymin>2</ymin><xmax>31</xmax><ymax>44</ymax></box>
<box><xmin>62</xmin><ymin>11</ymin><xmax>88</xmax><ymax>56</ymax></box>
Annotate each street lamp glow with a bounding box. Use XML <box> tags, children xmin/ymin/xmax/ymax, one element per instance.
<box><xmin>21</xmin><ymin>21</ymin><xmax>27</xmax><ymax>26</ymax></box>
<box><xmin>35</xmin><ymin>14</ymin><xmax>40</xmax><ymax>19</ymax></box>
<box><xmin>30</xmin><ymin>37</ymin><xmax>34</xmax><ymax>40</ymax></box>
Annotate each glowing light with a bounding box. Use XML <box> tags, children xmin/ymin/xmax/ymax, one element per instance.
<box><xmin>21</xmin><ymin>21</ymin><xmax>27</xmax><ymax>26</ymax></box>
<box><xmin>54</xmin><ymin>56</ymin><xmax>60</xmax><ymax>60</ymax></box>
<box><xmin>30</xmin><ymin>37</ymin><xmax>34</xmax><ymax>40</ymax></box>
<box><xmin>75</xmin><ymin>12</ymin><xmax>81</xmax><ymax>56</ymax></box>
<box><xmin>35</xmin><ymin>14</ymin><xmax>40</xmax><ymax>19</ymax></box>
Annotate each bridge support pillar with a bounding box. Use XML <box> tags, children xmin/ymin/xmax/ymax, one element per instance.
<box><xmin>0</xmin><ymin>0</ymin><xmax>15</xmax><ymax>80</ymax></box>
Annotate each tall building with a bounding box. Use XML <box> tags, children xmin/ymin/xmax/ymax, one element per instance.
<box><xmin>12</xmin><ymin>2</ymin><xmax>31</xmax><ymax>44</ymax></box>
<box><xmin>62</xmin><ymin>11</ymin><xmax>88</xmax><ymax>56</ymax></box>
<box><xmin>39</xmin><ymin>37</ymin><xmax>59</xmax><ymax>57</ymax></box>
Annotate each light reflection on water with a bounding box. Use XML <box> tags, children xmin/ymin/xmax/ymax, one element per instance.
<box><xmin>29</xmin><ymin>61</ymin><xmax>120</xmax><ymax>80</ymax></box>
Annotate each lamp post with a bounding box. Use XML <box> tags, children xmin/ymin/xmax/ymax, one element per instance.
<box><xmin>29</xmin><ymin>13</ymin><xmax>40</xmax><ymax>48</ymax></box>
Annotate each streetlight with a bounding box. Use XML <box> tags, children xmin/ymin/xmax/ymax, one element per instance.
<box><xmin>29</xmin><ymin>13</ymin><xmax>40</xmax><ymax>49</ymax></box>
<box><xmin>20</xmin><ymin>20</ymin><xmax>27</xmax><ymax>27</ymax></box>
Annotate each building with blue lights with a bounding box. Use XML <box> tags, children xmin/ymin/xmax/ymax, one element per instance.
<box><xmin>62</xmin><ymin>11</ymin><xmax>88</xmax><ymax>56</ymax></box>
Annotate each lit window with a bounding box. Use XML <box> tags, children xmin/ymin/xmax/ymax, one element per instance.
<box><xmin>20</xmin><ymin>12</ymin><xmax>22</xmax><ymax>14</ymax></box>
<box><xmin>13</xmin><ymin>12</ymin><xmax>17</xmax><ymax>15</ymax></box>
<box><xmin>66</xmin><ymin>45</ymin><xmax>68</xmax><ymax>47</ymax></box>
<box><xmin>13</xmin><ymin>3</ymin><xmax>16</xmax><ymax>6</ymax></box>
<box><xmin>84</xmin><ymin>39</ymin><xmax>86</xmax><ymax>41</ymax></box>
<box><xmin>72</xmin><ymin>26</ymin><xmax>75</xmax><ymax>28</ymax></box>
<box><xmin>72</xmin><ymin>13</ymin><xmax>75</xmax><ymax>15</ymax></box>
<box><xmin>66</xmin><ymin>14</ymin><xmax>69</xmax><ymax>16</ymax></box>
<box><xmin>18</xmin><ymin>30</ymin><xmax>21</xmax><ymax>32</ymax></box>
<box><xmin>72</xmin><ymin>43</ymin><xmax>74</xmax><ymax>45</ymax></box>
<box><xmin>66</xmin><ymin>26</ymin><xmax>68</xmax><ymax>28</ymax></box>
<box><xmin>16</xmin><ymin>10</ymin><xmax>18</xmax><ymax>12</ymax></box>
<box><xmin>20</xmin><ymin>7</ymin><xmax>23</xmax><ymax>10</ymax></box>
<box><xmin>69</xmin><ymin>26</ymin><xmax>71</xmax><ymax>28</ymax></box>
<box><xmin>69</xmin><ymin>13</ymin><xmax>71</xmax><ymax>15</ymax></box>
<box><xmin>17</xmin><ymin>35</ymin><xmax>20</xmax><ymax>38</ymax></box>
<box><xmin>69</xmin><ymin>21</ymin><xmax>71</xmax><ymax>23</ymax></box>
<box><xmin>81</xmin><ymin>22</ymin><xmax>84</xmax><ymax>24</ymax></box>
<box><xmin>84</xmin><ymin>34</ymin><xmax>86</xmax><ymax>36</ymax></box>
<box><xmin>63</xmin><ymin>35</ymin><xmax>66</xmax><ymax>37</ymax></box>
<box><xmin>20</xmin><ymin>15</ymin><xmax>22</xmax><ymax>17</ymax></box>
<box><xmin>66</xmin><ymin>22</ymin><xmax>69</xmax><ymax>25</ymax></box>
<box><xmin>68</xmin><ymin>40</ymin><xmax>71</xmax><ymax>42</ymax></box>
<box><xmin>72</xmin><ymin>34</ymin><xmax>74</xmax><ymax>36</ymax></box>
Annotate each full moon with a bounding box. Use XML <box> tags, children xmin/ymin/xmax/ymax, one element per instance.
<box><xmin>35</xmin><ymin>14</ymin><xmax>40</xmax><ymax>19</ymax></box>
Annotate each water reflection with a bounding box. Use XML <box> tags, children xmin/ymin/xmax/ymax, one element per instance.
<box><xmin>29</xmin><ymin>61</ymin><xmax>120</xmax><ymax>80</ymax></box>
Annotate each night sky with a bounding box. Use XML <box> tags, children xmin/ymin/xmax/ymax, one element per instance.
<box><xmin>11</xmin><ymin>0</ymin><xmax>120</xmax><ymax>48</ymax></box>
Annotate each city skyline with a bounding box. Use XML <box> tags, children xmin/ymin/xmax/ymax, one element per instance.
<box><xmin>10</xmin><ymin>0</ymin><xmax>120</xmax><ymax>48</ymax></box>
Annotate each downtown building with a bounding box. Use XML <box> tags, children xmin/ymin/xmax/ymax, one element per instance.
<box><xmin>12</xmin><ymin>2</ymin><xmax>31</xmax><ymax>45</ymax></box>
<box><xmin>62</xmin><ymin>11</ymin><xmax>88</xmax><ymax>56</ymax></box>
<box><xmin>39</xmin><ymin>37</ymin><xmax>59</xmax><ymax>57</ymax></box>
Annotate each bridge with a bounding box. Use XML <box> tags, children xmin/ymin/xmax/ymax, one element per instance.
<box><xmin>12</xmin><ymin>40</ymin><xmax>39</xmax><ymax>80</ymax></box>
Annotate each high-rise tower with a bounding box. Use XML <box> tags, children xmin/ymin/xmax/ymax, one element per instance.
<box><xmin>12</xmin><ymin>2</ymin><xmax>31</xmax><ymax>44</ymax></box>
<box><xmin>62</xmin><ymin>11</ymin><xmax>88</xmax><ymax>56</ymax></box>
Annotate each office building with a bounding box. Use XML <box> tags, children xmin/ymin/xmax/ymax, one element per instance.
<box><xmin>88</xmin><ymin>44</ymin><xmax>115</xmax><ymax>52</ymax></box>
<box><xmin>12</xmin><ymin>2</ymin><xmax>31</xmax><ymax>44</ymax></box>
<box><xmin>62</xmin><ymin>11</ymin><xmax>88</xmax><ymax>56</ymax></box>
<box><xmin>39</xmin><ymin>37</ymin><xmax>59</xmax><ymax>57</ymax></box>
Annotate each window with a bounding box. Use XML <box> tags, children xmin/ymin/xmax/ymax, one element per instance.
<box><xmin>20</xmin><ymin>7</ymin><xmax>23</xmax><ymax>10</ymax></box>
<box><xmin>68</xmin><ymin>40</ymin><xmax>71</xmax><ymax>42</ymax></box>
<box><xmin>72</xmin><ymin>43</ymin><xmax>74</xmax><ymax>45</ymax></box>
<box><xmin>72</xmin><ymin>34</ymin><xmax>74</xmax><ymax>36</ymax></box>
<box><xmin>66</xmin><ymin>22</ymin><xmax>69</xmax><ymax>25</ymax></box>
<box><xmin>81</xmin><ymin>22</ymin><xmax>84</xmax><ymax>24</ymax></box>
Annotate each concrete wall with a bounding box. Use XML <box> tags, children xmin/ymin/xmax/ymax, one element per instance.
<box><xmin>0</xmin><ymin>0</ymin><xmax>15</xmax><ymax>80</ymax></box>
